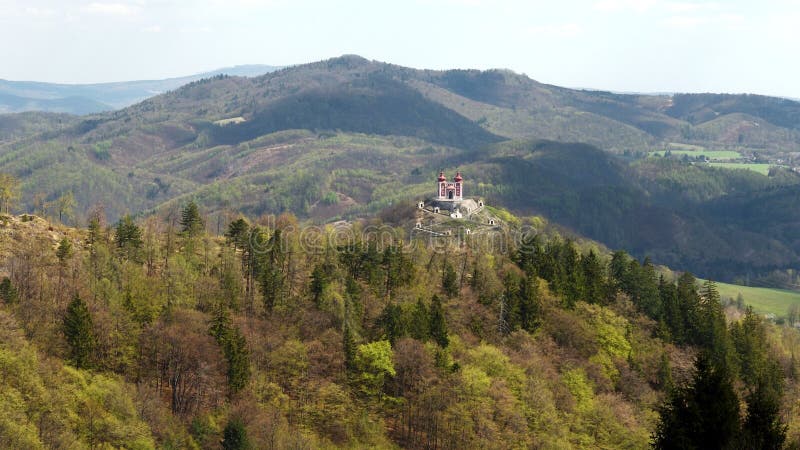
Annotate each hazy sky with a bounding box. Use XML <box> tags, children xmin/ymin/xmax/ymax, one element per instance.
<box><xmin>1</xmin><ymin>0</ymin><xmax>799</xmax><ymax>97</ymax></box>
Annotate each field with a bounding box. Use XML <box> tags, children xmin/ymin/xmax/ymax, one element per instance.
<box><xmin>649</xmin><ymin>149</ymin><xmax>742</xmax><ymax>160</ymax></box>
<box><xmin>708</xmin><ymin>162</ymin><xmax>773</xmax><ymax>175</ymax></box>
<box><xmin>714</xmin><ymin>280</ymin><xmax>800</xmax><ymax>317</ymax></box>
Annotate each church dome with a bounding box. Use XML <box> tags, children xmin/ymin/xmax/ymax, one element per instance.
<box><xmin>438</xmin><ymin>171</ymin><xmax>446</xmax><ymax>182</ymax></box>
<box><xmin>454</xmin><ymin>171</ymin><xmax>463</xmax><ymax>182</ymax></box>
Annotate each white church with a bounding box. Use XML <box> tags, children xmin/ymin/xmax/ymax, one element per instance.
<box><xmin>419</xmin><ymin>171</ymin><xmax>481</xmax><ymax>219</ymax></box>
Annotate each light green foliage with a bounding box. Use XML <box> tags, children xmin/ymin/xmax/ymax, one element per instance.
<box><xmin>0</xmin><ymin>311</ymin><xmax>154</xmax><ymax>449</ymax></box>
<box><xmin>576</xmin><ymin>303</ymin><xmax>631</xmax><ymax>382</ymax></box>
<box><xmin>561</xmin><ymin>368</ymin><xmax>595</xmax><ymax>412</ymax></box>
<box><xmin>353</xmin><ymin>340</ymin><xmax>395</xmax><ymax>398</ymax></box>
<box><xmin>460</xmin><ymin>365</ymin><xmax>492</xmax><ymax>397</ymax></box>
<box><xmin>465</xmin><ymin>343</ymin><xmax>525</xmax><ymax>392</ymax></box>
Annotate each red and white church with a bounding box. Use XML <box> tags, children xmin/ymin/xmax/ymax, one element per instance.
<box><xmin>436</xmin><ymin>171</ymin><xmax>464</xmax><ymax>201</ymax></box>
<box><xmin>419</xmin><ymin>171</ymin><xmax>481</xmax><ymax>219</ymax></box>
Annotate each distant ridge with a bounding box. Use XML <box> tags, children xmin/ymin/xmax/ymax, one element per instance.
<box><xmin>0</xmin><ymin>64</ymin><xmax>281</xmax><ymax>115</ymax></box>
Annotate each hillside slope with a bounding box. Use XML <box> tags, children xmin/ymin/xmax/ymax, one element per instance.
<box><xmin>1</xmin><ymin>55</ymin><xmax>800</xmax><ymax>285</ymax></box>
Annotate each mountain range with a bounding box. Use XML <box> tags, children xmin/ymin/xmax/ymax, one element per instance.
<box><xmin>1</xmin><ymin>54</ymin><xmax>800</xmax><ymax>286</ymax></box>
<box><xmin>0</xmin><ymin>64</ymin><xmax>280</xmax><ymax>115</ymax></box>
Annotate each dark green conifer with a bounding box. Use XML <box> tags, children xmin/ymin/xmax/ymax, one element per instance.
<box><xmin>180</xmin><ymin>200</ymin><xmax>204</xmax><ymax>237</ymax></box>
<box><xmin>429</xmin><ymin>294</ymin><xmax>449</xmax><ymax>348</ymax></box>
<box><xmin>63</xmin><ymin>295</ymin><xmax>96</xmax><ymax>369</ymax></box>
<box><xmin>442</xmin><ymin>261</ymin><xmax>458</xmax><ymax>298</ymax></box>
<box><xmin>221</xmin><ymin>417</ymin><xmax>250</xmax><ymax>450</ymax></box>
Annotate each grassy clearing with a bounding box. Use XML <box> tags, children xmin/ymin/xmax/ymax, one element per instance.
<box><xmin>213</xmin><ymin>117</ymin><xmax>246</xmax><ymax>126</ymax></box>
<box><xmin>713</xmin><ymin>281</ymin><xmax>800</xmax><ymax>317</ymax></box>
<box><xmin>650</xmin><ymin>150</ymin><xmax>742</xmax><ymax>160</ymax></box>
<box><xmin>667</xmin><ymin>142</ymin><xmax>706</xmax><ymax>151</ymax></box>
<box><xmin>708</xmin><ymin>162</ymin><xmax>773</xmax><ymax>176</ymax></box>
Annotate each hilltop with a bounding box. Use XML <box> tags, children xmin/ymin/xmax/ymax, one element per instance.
<box><xmin>1</xmin><ymin>55</ymin><xmax>800</xmax><ymax>286</ymax></box>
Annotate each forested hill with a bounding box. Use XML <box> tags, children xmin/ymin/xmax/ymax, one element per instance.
<box><xmin>1</xmin><ymin>55</ymin><xmax>800</xmax><ymax>286</ymax></box>
<box><xmin>0</xmin><ymin>209</ymin><xmax>795</xmax><ymax>448</ymax></box>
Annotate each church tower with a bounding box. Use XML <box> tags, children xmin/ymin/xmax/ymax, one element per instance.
<box><xmin>436</xmin><ymin>171</ymin><xmax>463</xmax><ymax>201</ymax></box>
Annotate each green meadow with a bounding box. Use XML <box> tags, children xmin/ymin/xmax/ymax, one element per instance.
<box><xmin>714</xmin><ymin>281</ymin><xmax>800</xmax><ymax>317</ymax></box>
<box><xmin>708</xmin><ymin>162</ymin><xmax>774</xmax><ymax>175</ymax></box>
<box><xmin>650</xmin><ymin>149</ymin><xmax>743</xmax><ymax>160</ymax></box>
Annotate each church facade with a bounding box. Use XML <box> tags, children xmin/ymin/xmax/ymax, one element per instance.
<box><xmin>436</xmin><ymin>171</ymin><xmax>463</xmax><ymax>201</ymax></box>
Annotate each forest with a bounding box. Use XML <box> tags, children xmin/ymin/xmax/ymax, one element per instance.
<box><xmin>0</xmin><ymin>200</ymin><xmax>797</xmax><ymax>449</ymax></box>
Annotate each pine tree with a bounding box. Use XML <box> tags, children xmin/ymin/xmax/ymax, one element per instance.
<box><xmin>429</xmin><ymin>294</ymin><xmax>449</xmax><ymax>348</ymax></box>
<box><xmin>580</xmin><ymin>250</ymin><xmax>606</xmax><ymax>304</ymax></box>
<box><xmin>442</xmin><ymin>261</ymin><xmax>458</xmax><ymax>298</ymax></box>
<box><xmin>56</xmin><ymin>237</ymin><xmax>73</xmax><ymax>263</ymax></box>
<box><xmin>114</xmin><ymin>214</ymin><xmax>143</xmax><ymax>260</ymax></box>
<box><xmin>224</xmin><ymin>327</ymin><xmax>251</xmax><ymax>395</ymax></box>
<box><xmin>180</xmin><ymin>200</ymin><xmax>204</xmax><ymax>237</ymax></box>
<box><xmin>225</xmin><ymin>217</ymin><xmax>250</xmax><ymax>250</ymax></box>
<box><xmin>221</xmin><ymin>417</ymin><xmax>250</xmax><ymax>450</ymax></box>
<box><xmin>657</xmin><ymin>351</ymin><xmax>674</xmax><ymax>391</ymax></box>
<box><xmin>209</xmin><ymin>305</ymin><xmax>251</xmax><ymax>395</ymax></box>
<box><xmin>310</xmin><ymin>263</ymin><xmax>328</xmax><ymax>306</ymax></box>
<box><xmin>653</xmin><ymin>352</ymin><xmax>740</xmax><ymax>450</ymax></box>
<box><xmin>409</xmin><ymin>298</ymin><xmax>430</xmax><ymax>341</ymax></box>
<box><xmin>343</xmin><ymin>321</ymin><xmax>357</xmax><ymax>373</ymax></box>
<box><xmin>0</xmin><ymin>277</ymin><xmax>18</xmax><ymax>304</ymax></box>
<box><xmin>516</xmin><ymin>274</ymin><xmax>540</xmax><ymax>333</ymax></box>
<box><xmin>741</xmin><ymin>376</ymin><xmax>786</xmax><ymax>450</ymax></box>
<box><xmin>63</xmin><ymin>295</ymin><xmax>96</xmax><ymax>369</ymax></box>
<box><xmin>377</xmin><ymin>303</ymin><xmax>406</xmax><ymax>344</ymax></box>
<box><xmin>259</xmin><ymin>229</ymin><xmax>285</xmax><ymax>313</ymax></box>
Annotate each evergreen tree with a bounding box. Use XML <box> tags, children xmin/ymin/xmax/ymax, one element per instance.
<box><xmin>56</xmin><ymin>237</ymin><xmax>73</xmax><ymax>263</ymax></box>
<box><xmin>180</xmin><ymin>200</ymin><xmax>204</xmax><ymax>237</ymax></box>
<box><xmin>442</xmin><ymin>261</ymin><xmax>458</xmax><ymax>298</ymax></box>
<box><xmin>259</xmin><ymin>229</ymin><xmax>285</xmax><ymax>313</ymax></box>
<box><xmin>409</xmin><ymin>298</ymin><xmax>430</xmax><ymax>341</ymax></box>
<box><xmin>343</xmin><ymin>320</ymin><xmax>357</xmax><ymax>373</ymax></box>
<box><xmin>429</xmin><ymin>294</ymin><xmax>449</xmax><ymax>348</ymax></box>
<box><xmin>377</xmin><ymin>303</ymin><xmax>406</xmax><ymax>344</ymax></box>
<box><xmin>516</xmin><ymin>274</ymin><xmax>540</xmax><ymax>333</ymax></box>
<box><xmin>580</xmin><ymin>250</ymin><xmax>606</xmax><ymax>304</ymax></box>
<box><xmin>310</xmin><ymin>263</ymin><xmax>328</xmax><ymax>306</ymax></box>
<box><xmin>657</xmin><ymin>351</ymin><xmax>674</xmax><ymax>391</ymax></box>
<box><xmin>741</xmin><ymin>376</ymin><xmax>786</xmax><ymax>450</ymax></box>
<box><xmin>209</xmin><ymin>305</ymin><xmax>251</xmax><ymax>395</ymax></box>
<box><xmin>225</xmin><ymin>218</ymin><xmax>250</xmax><ymax>250</ymax></box>
<box><xmin>654</xmin><ymin>353</ymin><xmax>740</xmax><ymax>450</ymax></box>
<box><xmin>0</xmin><ymin>277</ymin><xmax>18</xmax><ymax>304</ymax></box>
<box><xmin>698</xmin><ymin>280</ymin><xmax>736</xmax><ymax>375</ymax></box>
<box><xmin>114</xmin><ymin>214</ymin><xmax>142</xmax><ymax>260</ymax></box>
<box><xmin>383</xmin><ymin>244</ymin><xmax>413</xmax><ymax>297</ymax></box>
<box><xmin>503</xmin><ymin>272</ymin><xmax>522</xmax><ymax>331</ymax></box>
<box><xmin>609</xmin><ymin>250</ymin><xmax>632</xmax><ymax>292</ymax></box>
<box><xmin>221</xmin><ymin>417</ymin><xmax>250</xmax><ymax>450</ymax></box>
<box><xmin>224</xmin><ymin>327</ymin><xmax>251</xmax><ymax>395</ymax></box>
<box><xmin>63</xmin><ymin>295</ymin><xmax>96</xmax><ymax>369</ymax></box>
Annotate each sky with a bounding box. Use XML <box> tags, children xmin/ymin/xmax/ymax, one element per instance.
<box><xmin>1</xmin><ymin>0</ymin><xmax>799</xmax><ymax>97</ymax></box>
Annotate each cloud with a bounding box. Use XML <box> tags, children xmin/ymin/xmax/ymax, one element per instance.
<box><xmin>594</xmin><ymin>0</ymin><xmax>720</xmax><ymax>14</ymax></box>
<box><xmin>662</xmin><ymin>15</ymin><xmax>706</xmax><ymax>27</ymax></box>
<box><xmin>662</xmin><ymin>12</ymin><xmax>744</xmax><ymax>28</ymax></box>
<box><xmin>522</xmin><ymin>23</ymin><xmax>583</xmax><ymax>38</ymax></box>
<box><xmin>85</xmin><ymin>2</ymin><xmax>139</xmax><ymax>16</ymax></box>
<box><xmin>25</xmin><ymin>7</ymin><xmax>57</xmax><ymax>17</ymax></box>
<box><xmin>593</xmin><ymin>0</ymin><xmax>659</xmax><ymax>12</ymax></box>
<box><xmin>142</xmin><ymin>24</ymin><xmax>162</xmax><ymax>32</ymax></box>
